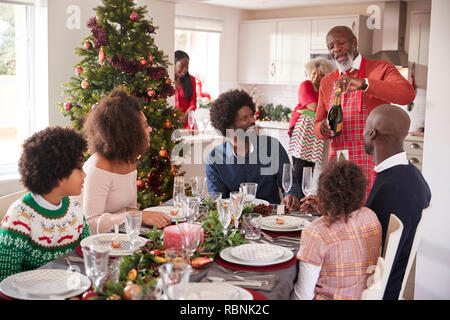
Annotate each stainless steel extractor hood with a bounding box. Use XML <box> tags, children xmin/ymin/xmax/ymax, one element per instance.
<box><xmin>371</xmin><ymin>1</ymin><xmax>408</xmax><ymax>67</ymax></box>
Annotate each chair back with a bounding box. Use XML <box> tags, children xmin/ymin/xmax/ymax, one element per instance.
<box><xmin>0</xmin><ymin>190</ymin><xmax>28</xmax><ymax>221</ymax></box>
<box><xmin>361</xmin><ymin>256</ymin><xmax>386</xmax><ymax>300</ymax></box>
<box><xmin>362</xmin><ymin>214</ymin><xmax>403</xmax><ymax>300</ymax></box>
<box><xmin>398</xmin><ymin>204</ymin><xmax>431</xmax><ymax>300</ymax></box>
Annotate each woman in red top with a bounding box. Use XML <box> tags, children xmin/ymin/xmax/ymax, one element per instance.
<box><xmin>288</xmin><ymin>58</ymin><xmax>335</xmax><ymax>198</ymax></box>
<box><xmin>174</xmin><ymin>50</ymin><xmax>197</xmax><ymax>129</ymax></box>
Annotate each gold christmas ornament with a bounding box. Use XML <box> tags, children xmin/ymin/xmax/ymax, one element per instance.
<box><xmin>81</xmin><ymin>80</ymin><xmax>90</xmax><ymax>89</ymax></box>
<box><xmin>99</xmin><ymin>48</ymin><xmax>105</xmax><ymax>66</ymax></box>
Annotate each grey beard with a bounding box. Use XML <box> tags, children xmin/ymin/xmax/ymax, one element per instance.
<box><xmin>334</xmin><ymin>54</ymin><xmax>355</xmax><ymax>73</ymax></box>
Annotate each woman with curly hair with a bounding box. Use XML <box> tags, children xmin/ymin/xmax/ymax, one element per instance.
<box><xmin>0</xmin><ymin>126</ymin><xmax>90</xmax><ymax>281</ymax></box>
<box><xmin>82</xmin><ymin>88</ymin><xmax>171</xmax><ymax>234</ymax></box>
<box><xmin>206</xmin><ymin>89</ymin><xmax>302</xmax><ymax>208</ymax></box>
<box><xmin>291</xmin><ymin>160</ymin><xmax>382</xmax><ymax>300</ymax></box>
<box><xmin>174</xmin><ymin>50</ymin><xmax>197</xmax><ymax>129</ymax></box>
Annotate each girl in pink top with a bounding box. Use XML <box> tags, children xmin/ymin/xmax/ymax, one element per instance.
<box><xmin>82</xmin><ymin>88</ymin><xmax>172</xmax><ymax>234</ymax></box>
<box><xmin>292</xmin><ymin>160</ymin><xmax>382</xmax><ymax>300</ymax></box>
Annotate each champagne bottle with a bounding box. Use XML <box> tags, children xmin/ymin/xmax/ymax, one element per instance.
<box><xmin>327</xmin><ymin>88</ymin><xmax>343</xmax><ymax>137</ymax></box>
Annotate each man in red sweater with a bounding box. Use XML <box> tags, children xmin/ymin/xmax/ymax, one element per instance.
<box><xmin>314</xmin><ymin>26</ymin><xmax>415</xmax><ymax>196</ymax></box>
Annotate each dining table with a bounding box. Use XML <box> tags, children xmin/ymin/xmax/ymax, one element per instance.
<box><xmin>1</xmin><ymin>201</ymin><xmax>318</xmax><ymax>301</ymax></box>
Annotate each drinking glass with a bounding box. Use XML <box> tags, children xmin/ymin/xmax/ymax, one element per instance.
<box><xmin>190</xmin><ymin>176</ymin><xmax>207</xmax><ymax>198</ymax></box>
<box><xmin>173</xmin><ymin>176</ymin><xmax>185</xmax><ymax>213</ymax></box>
<box><xmin>125</xmin><ymin>209</ymin><xmax>142</xmax><ymax>251</ymax></box>
<box><xmin>165</xmin><ymin>247</ymin><xmax>187</xmax><ymax>270</ymax></box>
<box><xmin>282</xmin><ymin>163</ymin><xmax>293</xmax><ymax>194</ymax></box>
<box><xmin>240</xmin><ymin>182</ymin><xmax>258</xmax><ymax>205</ymax></box>
<box><xmin>243</xmin><ymin>213</ymin><xmax>262</xmax><ymax>240</ymax></box>
<box><xmin>182</xmin><ymin>197</ymin><xmax>200</xmax><ymax>223</ymax></box>
<box><xmin>188</xmin><ymin>110</ymin><xmax>195</xmax><ymax>130</ymax></box>
<box><xmin>206</xmin><ymin>191</ymin><xmax>222</xmax><ymax>204</ymax></box>
<box><xmin>230</xmin><ymin>191</ymin><xmax>245</xmax><ymax>230</ymax></box>
<box><xmin>82</xmin><ymin>244</ymin><xmax>110</xmax><ymax>289</ymax></box>
<box><xmin>302</xmin><ymin>167</ymin><xmax>314</xmax><ymax>197</ymax></box>
<box><xmin>177</xmin><ymin>223</ymin><xmax>202</xmax><ymax>267</ymax></box>
<box><xmin>217</xmin><ymin>198</ymin><xmax>232</xmax><ymax>236</ymax></box>
<box><xmin>158</xmin><ymin>263</ymin><xmax>192</xmax><ymax>300</ymax></box>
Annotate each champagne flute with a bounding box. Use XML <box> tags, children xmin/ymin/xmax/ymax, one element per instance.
<box><xmin>230</xmin><ymin>192</ymin><xmax>244</xmax><ymax>230</ymax></box>
<box><xmin>302</xmin><ymin>167</ymin><xmax>314</xmax><ymax>197</ymax></box>
<box><xmin>282</xmin><ymin>163</ymin><xmax>293</xmax><ymax>194</ymax></box>
<box><xmin>188</xmin><ymin>110</ymin><xmax>195</xmax><ymax>130</ymax></box>
<box><xmin>217</xmin><ymin>199</ymin><xmax>232</xmax><ymax>236</ymax></box>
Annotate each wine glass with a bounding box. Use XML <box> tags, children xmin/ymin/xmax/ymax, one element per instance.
<box><xmin>177</xmin><ymin>223</ymin><xmax>202</xmax><ymax>267</ymax></box>
<box><xmin>82</xmin><ymin>244</ymin><xmax>110</xmax><ymax>289</ymax></box>
<box><xmin>302</xmin><ymin>167</ymin><xmax>314</xmax><ymax>197</ymax></box>
<box><xmin>217</xmin><ymin>199</ymin><xmax>232</xmax><ymax>236</ymax></box>
<box><xmin>125</xmin><ymin>208</ymin><xmax>142</xmax><ymax>251</ymax></box>
<box><xmin>182</xmin><ymin>196</ymin><xmax>200</xmax><ymax>223</ymax></box>
<box><xmin>188</xmin><ymin>110</ymin><xmax>195</xmax><ymax>130</ymax></box>
<box><xmin>158</xmin><ymin>263</ymin><xmax>192</xmax><ymax>300</ymax></box>
<box><xmin>190</xmin><ymin>176</ymin><xmax>206</xmax><ymax>199</ymax></box>
<box><xmin>230</xmin><ymin>191</ymin><xmax>244</xmax><ymax>230</ymax></box>
<box><xmin>282</xmin><ymin>163</ymin><xmax>293</xmax><ymax>194</ymax></box>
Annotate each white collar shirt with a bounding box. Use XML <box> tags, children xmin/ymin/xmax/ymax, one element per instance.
<box><xmin>374</xmin><ymin>151</ymin><xmax>409</xmax><ymax>173</ymax></box>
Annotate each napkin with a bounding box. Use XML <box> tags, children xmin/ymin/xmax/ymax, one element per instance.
<box><xmin>203</xmin><ymin>270</ymin><xmax>278</xmax><ymax>291</ymax></box>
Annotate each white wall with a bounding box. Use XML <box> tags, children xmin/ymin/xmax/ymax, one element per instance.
<box><xmin>174</xmin><ymin>3</ymin><xmax>247</xmax><ymax>94</ymax></box>
<box><xmin>0</xmin><ymin>0</ymin><xmax>175</xmax><ymax>197</ymax></box>
<box><xmin>416</xmin><ymin>0</ymin><xmax>450</xmax><ymax>299</ymax></box>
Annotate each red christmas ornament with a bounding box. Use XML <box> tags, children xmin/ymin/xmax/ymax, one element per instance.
<box><xmin>64</xmin><ymin>102</ymin><xmax>73</xmax><ymax>111</ymax></box>
<box><xmin>84</xmin><ymin>41</ymin><xmax>92</xmax><ymax>49</ymax></box>
<box><xmin>81</xmin><ymin>80</ymin><xmax>90</xmax><ymax>89</ymax></box>
<box><xmin>148</xmin><ymin>25</ymin><xmax>155</xmax><ymax>33</ymax></box>
<box><xmin>75</xmin><ymin>66</ymin><xmax>83</xmax><ymax>75</ymax></box>
<box><xmin>130</xmin><ymin>13</ymin><xmax>139</xmax><ymax>21</ymax></box>
<box><xmin>136</xmin><ymin>179</ymin><xmax>144</xmax><ymax>188</ymax></box>
<box><xmin>147</xmin><ymin>89</ymin><xmax>156</xmax><ymax>97</ymax></box>
<box><xmin>159</xmin><ymin>148</ymin><xmax>168</xmax><ymax>158</ymax></box>
<box><xmin>99</xmin><ymin>48</ymin><xmax>105</xmax><ymax>66</ymax></box>
<box><xmin>81</xmin><ymin>290</ymin><xmax>98</xmax><ymax>300</ymax></box>
<box><xmin>139</xmin><ymin>58</ymin><xmax>147</xmax><ymax>66</ymax></box>
<box><xmin>164</xmin><ymin>120</ymin><xmax>172</xmax><ymax>129</ymax></box>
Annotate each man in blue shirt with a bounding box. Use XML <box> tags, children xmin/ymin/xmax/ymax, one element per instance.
<box><xmin>206</xmin><ymin>89</ymin><xmax>302</xmax><ymax>209</ymax></box>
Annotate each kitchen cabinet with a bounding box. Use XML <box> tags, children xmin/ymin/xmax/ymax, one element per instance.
<box><xmin>408</xmin><ymin>12</ymin><xmax>430</xmax><ymax>67</ymax></box>
<box><xmin>238</xmin><ymin>19</ymin><xmax>310</xmax><ymax>85</ymax></box>
<box><xmin>310</xmin><ymin>15</ymin><xmax>373</xmax><ymax>56</ymax></box>
<box><xmin>404</xmin><ymin>134</ymin><xmax>424</xmax><ymax>171</ymax></box>
<box><xmin>238</xmin><ymin>15</ymin><xmax>372</xmax><ymax>85</ymax></box>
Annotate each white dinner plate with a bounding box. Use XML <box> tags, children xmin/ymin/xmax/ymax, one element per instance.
<box><xmin>261</xmin><ymin>215</ymin><xmax>311</xmax><ymax>231</ymax></box>
<box><xmin>185</xmin><ymin>282</ymin><xmax>253</xmax><ymax>300</ymax></box>
<box><xmin>0</xmin><ymin>269</ymin><xmax>91</xmax><ymax>300</ymax></box>
<box><xmin>253</xmin><ymin>199</ymin><xmax>270</xmax><ymax>206</ymax></box>
<box><xmin>230</xmin><ymin>243</ymin><xmax>285</xmax><ymax>263</ymax></box>
<box><xmin>145</xmin><ymin>206</ymin><xmax>186</xmax><ymax>222</ymax></box>
<box><xmin>80</xmin><ymin>233</ymin><xmax>147</xmax><ymax>257</ymax></box>
<box><xmin>220</xmin><ymin>245</ymin><xmax>293</xmax><ymax>267</ymax></box>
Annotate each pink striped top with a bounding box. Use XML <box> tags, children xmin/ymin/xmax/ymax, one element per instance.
<box><xmin>82</xmin><ymin>154</ymin><xmax>137</xmax><ymax>234</ymax></box>
<box><xmin>297</xmin><ymin>207</ymin><xmax>382</xmax><ymax>300</ymax></box>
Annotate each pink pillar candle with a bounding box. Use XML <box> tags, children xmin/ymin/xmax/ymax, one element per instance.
<box><xmin>163</xmin><ymin>223</ymin><xmax>204</xmax><ymax>250</ymax></box>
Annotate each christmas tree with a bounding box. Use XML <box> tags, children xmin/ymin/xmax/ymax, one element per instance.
<box><xmin>58</xmin><ymin>0</ymin><xmax>183</xmax><ymax>208</ymax></box>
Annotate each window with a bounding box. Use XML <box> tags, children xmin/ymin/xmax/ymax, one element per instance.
<box><xmin>0</xmin><ymin>0</ymin><xmax>45</xmax><ymax>180</ymax></box>
<box><xmin>175</xmin><ymin>15</ymin><xmax>221</xmax><ymax>102</ymax></box>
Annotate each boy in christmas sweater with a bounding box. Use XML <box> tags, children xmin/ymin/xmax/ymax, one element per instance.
<box><xmin>0</xmin><ymin>126</ymin><xmax>90</xmax><ymax>281</ymax></box>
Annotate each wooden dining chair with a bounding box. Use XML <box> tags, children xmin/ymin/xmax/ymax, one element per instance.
<box><xmin>398</xmin><ymin>204</ymin><xmax>431</xmax><ymax>300</ymax></box>
<box><xmin>0</xmin><ymin>190</ymin><xmax>27</xmax><ymax>221</ymax></box>
<box><xmin>361</xmin><ymin>214</ymin><xmax>404</xmax><ymax>300</ymax></box>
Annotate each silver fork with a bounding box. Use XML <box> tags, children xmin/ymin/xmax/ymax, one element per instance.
<box><xmin>262</xmin><ymin>232</ymin><xmax>300</xmax><ymax>244</ymax></box>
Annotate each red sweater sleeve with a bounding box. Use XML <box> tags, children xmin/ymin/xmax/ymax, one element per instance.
<box><xmin>298</xmin><ymin>80</ymin><xmax>317</xmax><ymax>108</ymax></box>
<box><xmin>314</xmin><ymin>80</ymin><xmax>331</xmax><ymax>140</ymax></box>
<box><xmin>365</xmin><ymin>61</ymin><xmax>415</xmax><ymax>107</ymax></box>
